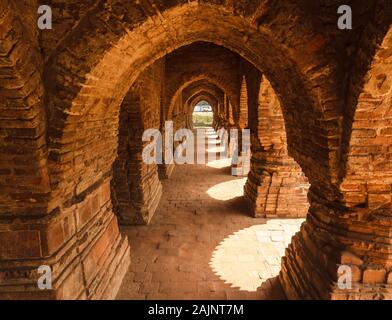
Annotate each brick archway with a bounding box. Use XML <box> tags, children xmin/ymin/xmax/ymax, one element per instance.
<box><xmin>45</xmin><ymin>3</ymin><xmax>341</xmax><ymax>195</ymax></box>
<box><xmin>340</xmin><ymin>12</ymin><xmax>392</xmax><ymax>209</ymax></box>
<box><xmin>186</xmin><ymin>92</ymin><xmax>220</xmax><ymax>130</ymax></box>
<box><xmin>158</xmin><ymin>79</ymin><xmax>225</xmax><ymax>178</ymax></box>
<box><xmin>282</xmin><ymin>25</ymin><xmax>392</xmax><ymax>299</ymax></box>
<box><xmin>168</xmin><ymin>80</ymin><xmax>224</xmax><ymax>117</ymax></box>
<box><xmin>184</xmin><ymin>89</ymin><xmax>221</xmax><ymax>115</ymax></box>
<box><xmin>166</xmin><ymin>75</ymin><xmax>237</xmax><ymax>124</ymax></box>
<box><xmin>164</xmin><ymin>42</ymin><xmax>241</xmax><ymax>123</ymax></box>
<box><xmin>2</xmin><ymin>1</ymin><xmax>357</xmax><ymax>300</ymax></box>
<box><xmin>181</xmin><ymin>82</ymin><xmax>224</xmax><ymax>114</ymax></box>
<box><xmin>41</xmin><ymin>1</ymin><xmax>337</xmax><ymax>296</ymax></box>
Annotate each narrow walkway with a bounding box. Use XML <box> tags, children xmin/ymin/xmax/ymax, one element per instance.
<box><xmin>117</xmin><ymin>128</ymin><xmax>304</xmax><ymax>300</ymax></box>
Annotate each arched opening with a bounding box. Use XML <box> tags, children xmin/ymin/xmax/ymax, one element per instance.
<box><xmin>2</xmin><ymin>2</ymin><xmax>334</xmax><ymax>298</ymax></box>
<box><xmin>192</xmin><ymin>101</ymin><xmax>213</xmax><ymax>128</ymax></box>
<box><xmin>112</xmin><ymin>41</ymin><xmax>312</xmax><ymax>299</ymax></box>
<box><xmin>2</xmin><ymin>1</ymin><xmax>390</xmax><ymax>301</ymax></box>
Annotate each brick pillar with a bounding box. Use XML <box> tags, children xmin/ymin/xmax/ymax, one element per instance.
<box><xmin>244</xmin><ymin>76</ymin><xmax>309</xmax><ymax>217</ymax></box>
<box><xmin>112</xmin><ymin>72</ymin><xmax>163</xmax><ymax>225</ymax></box>
<box><xmin>215</xmin><ymin>96</ymin><xmax>228</xmax><ymax>131</ymax></box>
<box><xmin>281</xmin><ymin>27</ymin><xmax>391</xmax><ymax>299</ymax></box>
<box><xmin>231</xmin><ymin>129</ymin><xmax>251</xmax><ymax>177</ymax></box>
<box><xmin>158</xmin><ymin>119</ymin><xmax>175</xmax><ymax>180</ymax></box>
<box><xmin>238</xmin><ymin>76</ymin><xmax>248</xmax><ymax>129</ymax></box>
<box><xmin>231</xmin><ymin>77</ymin><xmax>249</xmax><ymax>176</ymax></box>
<box><xmin>0</xmin><ymin>3</ymin><xmax>130</xmax><ymax>300</ymax></box>
<box><xmin>280</xmin><ymin>189</ymin><xmax>392</xmax><ymax>300</ymax></box>
<box><xmin>0</xmin><ymin>1</ymin><xmax>50</xmax><ymax>218</ymax></box>
<box><xmin>212</xmin><ymin>102</ymin><xmax>220</xmax><ymax>130</ymax></box>
<box><xmin>0</xmin><ymin>178</ymin><xmax>131</xmax><ymax>299</ymax></box>
<box><xmin>112</xmin><ymin>157</ymin><xmax>162</xmax><ymax>225</ymax></box>
<box><xmin>186</xmin><ymin>104</ymin><xmax>194</xmax><ymax>130</ymax></box>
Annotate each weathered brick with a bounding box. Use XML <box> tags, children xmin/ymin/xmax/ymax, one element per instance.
<box><xmin>1</xmin><ymin>0</ymin><xmax>391</xmax><ymax>302</ymax></box>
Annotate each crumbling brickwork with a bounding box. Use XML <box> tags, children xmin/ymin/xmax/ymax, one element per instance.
<box><xmin>0</xmin><ymin>0</ymin><xmax>391</xmax><ymax>300</ymax></box>
<box><xmin>245</xmin><ymin>76</ymin><xmax>310</xmax><ymax>218</ymax></box>
<box><xmin>281</xmin><ymin>2</ymin><xmax>392</xmax><ymax>299</ymax></box>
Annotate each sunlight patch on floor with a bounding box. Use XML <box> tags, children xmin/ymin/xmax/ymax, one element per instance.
<box><xmin>206</xmin><ymin>157</ymin><xmax>232</xmax><ymax>169</ymax></box>
<box><xmin>210</xmin><ymin>219</ymin><xmax>304</xmax><ymax>291</ymax></box>
<box><xmin>206</xmin><ymin>177</ymin><xmax>247</xmax><ymax>200</ymax></box>
<box><xmin>206</xmin><ymin>145</ymin><xmax>226</xmax><ymax>153</ymax></box>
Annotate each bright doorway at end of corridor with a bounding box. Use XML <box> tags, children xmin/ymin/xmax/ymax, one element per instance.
<box><xmin>193</xmin><ymin>101</ymin><xmax>213</xmax><ymax>128</ymax></box>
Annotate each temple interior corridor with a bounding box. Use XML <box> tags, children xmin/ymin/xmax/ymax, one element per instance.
<box><xmin>1</xmin><ymin>0</ymin><xmax>391</xmax><ymax>301</ymax></box>
<box><xmin>117</xmin><ymin>128</ymin><xmax>303</xmax><ymax>300</ymax></box>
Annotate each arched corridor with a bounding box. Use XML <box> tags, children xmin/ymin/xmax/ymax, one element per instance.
<box><xmin>117</xmin><ymin>129</ymin><xmax>303</xmax><ymax>300</ymax></box>
<box><xmin>0</xmin><ymin>0</ymin><xmax>391</xmax><ymax>301</ymax></box>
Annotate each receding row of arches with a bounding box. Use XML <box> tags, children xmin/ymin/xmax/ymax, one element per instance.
<box><xmin>0</xmin><ymin>0</ymin><xmax>391</xmax><ymax>300</ymax></box>
<box><xmin>108</xmin><ymin>43</ymin><xmax>311</xmax><ymax>227</ymax></box>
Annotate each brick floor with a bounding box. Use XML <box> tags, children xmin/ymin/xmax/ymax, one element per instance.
<box><xmin>116</xmin><ymin>128</ymin><xmax>305</xmax><ymax>300</ymax></box>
